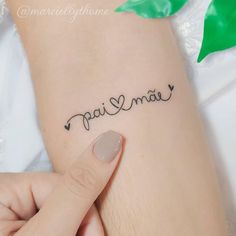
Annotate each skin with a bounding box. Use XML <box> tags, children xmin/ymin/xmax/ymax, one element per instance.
<box><xmin>0</xmin><ymin>132</ymin><xmax>124</xmax><ymax>236</ymax></box>
<box><xmin>6</xmin><ymin>0</ymin><xmax>229</xmax><ymax>235</ymax></box>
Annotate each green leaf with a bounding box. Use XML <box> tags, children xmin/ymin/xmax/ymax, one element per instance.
<box><xmin>115</xmin><ymin>0</ymin><xmax>189</xmax><ymax>18</ymax></box>
<box><xmin>198</xmin><ymin>0</ymin><xmax>236</xmax><ymax>62</ymax></box>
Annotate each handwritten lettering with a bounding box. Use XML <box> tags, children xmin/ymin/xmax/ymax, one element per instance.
<box><xmin>64</xmin><ymin>84</ymin><xmax>175</xmax><ymax>131</ymax></box>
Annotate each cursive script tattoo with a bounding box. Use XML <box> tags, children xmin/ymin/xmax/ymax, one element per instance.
<box><xmin>64</xmin><ymin>84</ymin><xmax>175</xmax><ymax>131</ymax></box>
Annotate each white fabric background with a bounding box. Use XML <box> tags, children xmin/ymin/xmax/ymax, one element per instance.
<box><xmin>0</xmin><ymin>0</ymin><xmax>235</xmax><ymax>234</ymax></box>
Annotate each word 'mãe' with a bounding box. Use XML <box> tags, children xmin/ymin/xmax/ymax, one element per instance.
<box><xmin>64</xmin><ymin>84</ymin><xmax>175</xmax><ymax>131</ymax></box>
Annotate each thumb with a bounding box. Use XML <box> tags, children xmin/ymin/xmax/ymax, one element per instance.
<box><xmin>17</xmin><ymin>130</ymin><xmax>124</xmax><ymax>236</ymax></box>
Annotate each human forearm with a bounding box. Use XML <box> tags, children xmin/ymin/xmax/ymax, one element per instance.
<box><xmin>7</xmin><ymin>0</ymin><xmax>228</xmax><ymax>235</ymax></box>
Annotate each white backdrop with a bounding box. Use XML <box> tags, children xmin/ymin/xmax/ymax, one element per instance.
<box><xmin>0</xmin><ymin>0</ymin><xmax>235</xmax><ymax>234</ymax></box>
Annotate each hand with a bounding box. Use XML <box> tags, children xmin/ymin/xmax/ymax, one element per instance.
<box><xmin>0</xmin><ymin>131</ymin><xmax>124</xmax><ymax>236</ymax></box>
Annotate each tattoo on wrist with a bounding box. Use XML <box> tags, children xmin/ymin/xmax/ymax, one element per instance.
<box><xmin>64</xmin><ymin>84</ymin><xmax>175</xmax><ymax>131</ymax></box>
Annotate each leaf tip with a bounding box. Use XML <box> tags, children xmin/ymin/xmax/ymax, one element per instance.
<box><xmin>114</xmin><ymin>6</ymin><xmax>123</xmax><ymax>13</ymax></box>
<box><xmin>197</xmin><ymin>54</ymin><xmax>204</xmax><ymax>63</ymax></box>
<box><xmin>197</xmin><ymin>46</ymin><xmax>208</xmax><ymax>63</ymax></box>
<box><xmin>114</xmin><ymin>2</ymin><xmax>129</xmax><ymax>13</ymax></box>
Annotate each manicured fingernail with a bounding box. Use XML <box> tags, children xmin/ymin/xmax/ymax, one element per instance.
<box><xmin>93</xmin><ymin>131</ymin><xmax>122</xmax><ymax>162</ymax></box>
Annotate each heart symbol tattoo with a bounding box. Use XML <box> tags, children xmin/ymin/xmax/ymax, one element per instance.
<box><xmin>110</xmin><ymin>95</ymin><xmax>125</xmax><ymax>109</ymax></box>
<box><xmin>168</xmin><ymin>84</ymin><xmax>174</xmax><ymax>92</ymax></box>
<box><xmin>64</xmin><ymin>123</ymin><xmax>71</xmax><ymax>131</ymax></box>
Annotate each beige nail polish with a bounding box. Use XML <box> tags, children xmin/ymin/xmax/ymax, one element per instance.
<box><xmin>93</xmin><ymin>131</ymin><xmax>122</xmax><ymax>162</ymax></box>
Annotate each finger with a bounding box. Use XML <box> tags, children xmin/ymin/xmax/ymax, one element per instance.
<box><xmin>78</xmin><ymin>205</ymin><xmax>104</xmax><ymax>236</ymax></box>
<box><xmin>17</xmin><ymin>130</ymin><xmax>124</xmax><ymax>236</ymax></box>
<box><xmin>0</xmin><ymin>220</ymin><xmax>25</xmax><ymax>236</ymax></box>
<box><xmin>0</xmin><ymin>174</ymin><xmax>100</xmax><ymax>236</ymax></box>
<box><xmin>0</xmin><ymin>173</ymin><xmax>60</xmax><ymax>221</ymax></box>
